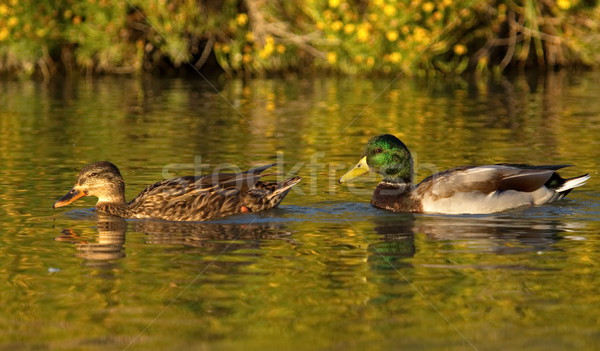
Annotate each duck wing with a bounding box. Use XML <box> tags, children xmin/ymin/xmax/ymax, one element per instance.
<box><xmin>417</xmin><ymin>165</ymin><xmax>558</xmax><ymax>199</ymax></box>
<box><xmin>128</xmin><ymin>164</ymin><xmax>279</xmax><ymax>220</ymax></box>
<box><xmin>495</xmin><ymin>163</ymin><xmax>572</xmax><ymax>171</ymax></box>
<box><xmin>130</xmin><ymin>163</ymin><xmax>278</xmax><ymax>203</ymax></box>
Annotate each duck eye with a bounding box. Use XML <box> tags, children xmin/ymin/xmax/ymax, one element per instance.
<box><xmin>374</xmin><ymin>148</ymin><xmax>383</xmax><ymax>154</ymax></box>
<box><xmin>89</xmin><ymin>172</ymin><xmax>98</xmax><ymax>177</ymax></box>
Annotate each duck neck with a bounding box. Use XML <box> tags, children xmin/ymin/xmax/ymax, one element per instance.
<box><xmin>382</xmin><ymin>160</ymin><xmax>413</xmax><ymax>185</ymax></box>
<box><xmin>95</xmin><ymin>183</ymin><xmax>130</xmax><ymax>217</ymax></box>
<box><xmin>96</xmin><ymin>201</ymin><xmax>130</xmax><ymax>218</ymax></box>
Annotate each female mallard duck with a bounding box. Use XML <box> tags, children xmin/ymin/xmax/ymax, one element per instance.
<box><xmin>54</xmin><ymin>161</ymin><xmax>301</xmax><ymax>221</ymax></box>
<box><xmin>339</xmin><ymin>134</ymin><xmax>590</xmax><ymax>214</ymax></box>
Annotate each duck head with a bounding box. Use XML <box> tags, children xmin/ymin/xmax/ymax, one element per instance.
<box><xmin>339</xmin><ymin>134</ymin><xmax>414</xmax><ymax>184</ymax></box>
<box><xmin>53</xmin><ymin>161</ymin><xmax>126</xmax><ymax>208</ymax></box>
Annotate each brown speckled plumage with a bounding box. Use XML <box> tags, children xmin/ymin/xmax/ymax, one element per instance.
<box><xmin>54</xmin><ymin>161</ymin><xmax>301</xmax><ymax>221</ymax></box>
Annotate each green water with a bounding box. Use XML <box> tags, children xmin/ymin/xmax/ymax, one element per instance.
<box><xmin>1</xmin><ymin>72</ymin><xmax>599</xmax><ymax>350</ymax></box>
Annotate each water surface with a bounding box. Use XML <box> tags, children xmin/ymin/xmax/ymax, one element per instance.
<box><xmin>1</xmin><ymin>72</ymin><xmax>599</xmax><ymax>350</ymax></box>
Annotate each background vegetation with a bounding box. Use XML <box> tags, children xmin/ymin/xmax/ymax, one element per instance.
<box><xmin>0</xmin><ymin>0</ymin><xmax>599</xmax><ymax>78</ymax></box>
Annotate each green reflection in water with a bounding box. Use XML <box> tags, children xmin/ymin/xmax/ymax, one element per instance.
<box><xmin>0</xmin><ymin>72</ymin><xmax>599</xmax><ymax>350</ymax></box>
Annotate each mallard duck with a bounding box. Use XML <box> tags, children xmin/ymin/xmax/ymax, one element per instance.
<box><xmin>339</xmin><ymin>134</ymin><xmax>590</xmax><ymax>214</ymax></box>
<box><xmin>54</xmin><ymin>161</ymin><xmax>301</xmax><ymax>221</ymax></box>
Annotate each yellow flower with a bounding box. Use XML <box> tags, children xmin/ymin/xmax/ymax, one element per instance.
<box><xmin>277</xmin><ymin>44</ymin><xmax>286</xmax><ymax>54</ymax></box>
<box><xmin>366</xmin><ymin>57</ymin><xmax>375</xmax><ymax>66</ymax></box>
<box><xmin>388</xmin><ymin>52</ymin><xmax>401</xmax><ymax>63</ymax></box>
<box><xmin>413</xmin><ymin>28</ymin><xmax>426</xmax><ymax>42</ymax></box>
<box><xmin>453</xmin><ymin>44</ymin><xmax>467</xmax><ymax>55</ymax></box>
<box><xmin>0</xmin><ymin>4</ymin><xmax>8</xmax><ymax>15</ymax></box>
<box><xmin>0</xmin><ymin>28</ymin><xmax>8</xmax><ymax>41</ymax></box>
<box><xmin>422</xmin><ymin>2</ymin><xmax>435</xmax><ymax>13</ymax></box>
<box><xmin>354</xmin><ymin>55</ymin><xmax>363</xmax><ymax>63</ymax></box>
<box><xmin>236</xmin><ymin>13</ymin><xmax>248</xmax><ymax>26</ymax></box>
<box><xmin>331</xmin><ymin>21</ymin><xmax>343</xmax><ymax>32</ymax></box>
<box><xmin>383</xmin><ymin>5</ymin><xmax>397</xmax><ymax>17</ymax></box>
<box><xmin>357</xmin><ymin>26</ymin><xmax>369</xmax><ymax>42</ymax></box>
<box><xmin>73</xmin><ymin>16</ymin><xmax>82</xmax><ymax>25</ymax></box>
<box><xmin>221</xmin><ymin>44</ymin><xmax>231</xmax><ymax>53</ymax></box>
<box><xmin>242</xmin><ymin>53</ymin><xmax>252</xmax><ymax>64</ymax></box>
<box><xmin>245</xmin><ymin>32</ymin><xmax>254</xmax><ymax>41</ymax></box>
<box><xmin>328</xmin><ymin>0</ymin><xmax>341</xmax><ymax>8</ymax></box>
<box><xmin>386</xmin><ymin>30</ymin><xmax>399</xmax><ymax>42</ymax></box>
<box><xmin>498</xmin><ymin>4</ymin><xmax>506</xmax><ymax>15</ymax></box>
<box><xmin>258</xmin><ymin>38</ymin><xmax>275</xmax><ymax>59</ymax></box>
<box><xmin>316</xmin><ymin>21</ymin><xmax>325</xmax><ymax>30</ymax></box>
<box><xmin>557</xmin><ymin>0</ymin><xmax>570</xmax><ymax>9</ymax></box>
<box><xmin>327</xmin><ymin>52</ymin><xmax>337</xmax><ymax>64</ymax></box>
<box><xmin>368</xmin><ymin>13</ymin><xmax>378</xmax><ymax>22</ymax></box>
<box><xmin>443</xmin><ymin>0</ymin><xmax>452</xmax><ymax>5</ymax></box>
<box><xmin>35</xmin><ymin>28</ymin><xmax>46</xmax><ymax>38</ymax></box>
<box><xmin>263</xmin><ymin>42</ymin><xmax>274</xmax><ymax>55</ymax></box>
<box><xmin>343</xmin><ymin>23</ymin><xmax>355</xmax><ymax>35</ymax></box>
<box><xmin>7</xmin><ymin>17</ymin><xmax>18</xmax><ymax>27</ymax></box>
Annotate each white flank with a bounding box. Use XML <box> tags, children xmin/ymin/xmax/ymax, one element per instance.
<box><xmin>421</xmin><ymin>188</ymin><xmax>555</xmax><ymax>215</ymax></box>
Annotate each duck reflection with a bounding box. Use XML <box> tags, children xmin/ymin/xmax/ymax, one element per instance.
<box><xmin>414</xmin><ymin>215</ymin><xmax>564</xmax><ymax>254</ymax></box>
<box><xmin>135</xmin><ymin>217</ymin><xmax>293</xmax><ymax>249</ymax></box>
<box><xmin>56</xmin><ymin>213</ymin><xmax>293</xmax><ymax>264</ymax></box>
<box><xmin>56</xmin><ymin>214</ymin><xmax>127</xmax><ymax>264</ymax></box>
<box><xmin>368</xmin><ymin>215</ymin><xmax>417</xmax><ymax>269</ymax></box>
<box><xmin>367</xmin><ymin>213</ymin><xmax>567</xmax><ymax>262</ymax></box>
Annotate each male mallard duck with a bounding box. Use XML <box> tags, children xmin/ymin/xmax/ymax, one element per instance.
<box><xmin>339</xmin><ymin>134</ymin><xmax>590</xmax><ymax>214</ymax></box>
<box><xmin>54</xmin><ymin>161</ymin><xmax>301</xmax><ymax>221</ymax></box>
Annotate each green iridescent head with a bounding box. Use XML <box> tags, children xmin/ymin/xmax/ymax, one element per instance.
<box><xmin>339</xmin><ymin>134</ymin><xmax>414</xmax><ymax>184</ymax></box>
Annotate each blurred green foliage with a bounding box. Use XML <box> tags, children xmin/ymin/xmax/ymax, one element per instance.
<box><xmin>0</xmin><ymin>0</ymin><xmax>598</xmax><ymax>78</ymax></box>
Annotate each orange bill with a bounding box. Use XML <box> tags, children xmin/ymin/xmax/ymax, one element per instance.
<box><xmin>53</xmin><ymin>188</ymin><xmax>86</xmax><ymax>208</ymax></box>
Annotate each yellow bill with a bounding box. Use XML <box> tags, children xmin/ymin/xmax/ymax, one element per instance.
<box><xmin>339</xmin><ymin>156</ymin><xmax>370</xmax><ymax>183</ymax></box>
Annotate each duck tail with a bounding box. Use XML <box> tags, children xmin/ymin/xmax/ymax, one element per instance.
<box><xmin>272</xmin><ymin>176</ymin><xmax>302</xmax><ymax>197</ymax></box>
<box><xmin>242</xmin><ymin>176</ymin><xmax>301</xmax><ymax>212</ymax></box>
<box><xmin>555</xmin><ymin>174</ymin><xmax>590</xmax><ymax>194</ymax></box>
<box><xmin>263</xmin><ymin>176</ymin><xmax>301</xmax><ymax>209</ymax></box>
